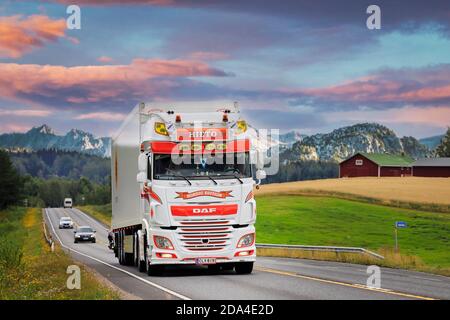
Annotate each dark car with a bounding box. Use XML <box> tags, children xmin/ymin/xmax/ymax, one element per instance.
<box><xmin>74</xmin><ymin>226</ymin><xmax>96</xmax><ymax>243</ymax></box>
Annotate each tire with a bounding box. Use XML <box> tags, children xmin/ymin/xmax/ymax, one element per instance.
<box><xmin>147</xmin><ymin>264</ymin><xmax>164</xmax><ymax>276</ymax></box>
<box><xmin>137</xmin><ymin>231</ymin><xmax>146</xmax><ymax>272</ymax></box>
<box><xmin>221</xmin><ymin>263</ymin><xmax>235</xmax><ymax>271</ymax></box>
<box><xmin>92</xmin><ymin>239</ymin><xmax>96</xmax><ymax>243</ymax></box>
<box><xmin>208</xmin><ymin>264</ymin><xmax>221</xmax><ymax>271</ymax></box>
<box><xmin>74</xmin><ymin>239</ymin><xmax>78</xmax><ymax>243</ymax></box>
<box><xmin>235</xmin><ymin>262</ymin><xmax>253</xmax><ymax>274</ymax></box>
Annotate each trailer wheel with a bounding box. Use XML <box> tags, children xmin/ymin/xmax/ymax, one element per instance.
<box><xmin>235</xmin><ymin>262</ymin><xmax>253</xmax><ymax>274</ymax></box>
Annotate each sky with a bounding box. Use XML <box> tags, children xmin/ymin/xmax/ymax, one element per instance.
<box><xmin>0</xmin><ymin>0</ymin><xmax>449</xmax><ymax>138</ymax></box>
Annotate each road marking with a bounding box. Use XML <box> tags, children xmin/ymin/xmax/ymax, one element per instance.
<box><xmin>255</xmin><ymin>266</ymin><xmax>435</xmax><ymax>300</ymax></box>
<box><xmin>45</xmin><ymin>208</ymin><xmax>191</xmax><ymax>301</ymax></box>
<box><xmin>63</xmin><ymin>209</ymin><xmax>108</xmax><ymax>246</ymax></box>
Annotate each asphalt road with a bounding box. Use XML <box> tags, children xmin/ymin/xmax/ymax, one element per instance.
<box><xmin>44</xmin><ymin>208</ymin><xmax>450</xmax><ymax>300</ymax></box>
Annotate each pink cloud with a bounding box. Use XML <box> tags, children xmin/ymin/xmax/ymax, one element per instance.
<box><xmin>188</xmin><ymin>51</ymin><xmax>230</xmax><ymax>61</ymax></box>
<box><xmin>0</xmin><ymin>123</ymin><xmax>30</xmax><ymax>133</ymax></box>
<box><xmin>0</xmin><ymin>109</ymin><xmax>52</xmax><ymax>117</ymax></box>
<box><xmin>285</xmin><ymin>65</ymin><xmax>450</xmax><ymax>109</ymax></box>
<box><xmin>0</xmin><ymin>59</ymin><xmax>229</xmax><ymax>107</ymax></box>
<box><xmin>97</xmin><ymin>56</ymin><xmax>114</xmax><ymax>63</ymax></box>
<box><xmin>0</xmin><ymin>15</ymin><xmax>68</xmax><ymax>58</ymax></box>
<box><xmin>75</xmin><ymin>112</ymin><xmax>126</xmax><ymax>121</ymax></box>
<box><xmin>326</xmin><ymin>106</ymin><xmax>450</xmax><ymax>128</ymax></box>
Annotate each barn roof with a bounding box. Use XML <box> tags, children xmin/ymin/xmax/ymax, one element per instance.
<box><xmin>412</xmin><ymin>158</ymin><xmax>450</xmax><ymax>167</ymax></box>
<box><xmin>343</xmin><ymin>152</ymin><xmax>414</xmax><ymax>166</ymax></box>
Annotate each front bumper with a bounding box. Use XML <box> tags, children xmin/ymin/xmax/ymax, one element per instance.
<box><xmin>148</xmin><ymin>225</ymin><xmax>256</xmax><ymax>265</ymax></box>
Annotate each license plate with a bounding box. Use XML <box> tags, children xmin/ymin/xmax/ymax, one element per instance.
<box><xmin>195</xmin><ymin>258</ymin><xmax>216</xmax><ymax>265</ymax></box>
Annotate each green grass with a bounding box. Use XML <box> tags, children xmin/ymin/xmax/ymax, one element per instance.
<box><xmin>78</xmin><ymin>197</ymin><xmax>450</xmax><ymax>274</ymax></box>
<box><xmin>77</xmin><ymin>204</ymin><xmax>111</xmax><ymax>227</ymax></box>
<box><xmin>0</xmin><ymin>207</ymin><xmax>119</xmax><ymax>299</ymax></box>
<box><xmin>255</xmin><ymin>195</ymin><xmax>450</xmax><ymax>272</ymax></box>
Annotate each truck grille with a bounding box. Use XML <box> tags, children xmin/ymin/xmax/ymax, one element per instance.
<box><xmin>177</xmin><ymin>219</ymin><xmax>232</xmax><ymax>251</ymax></box>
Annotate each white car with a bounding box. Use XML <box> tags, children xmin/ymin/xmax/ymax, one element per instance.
<box><xmin>59</xmin><ymin>217</ymin><xmax>74</xmax><ymax>229</ymax></box>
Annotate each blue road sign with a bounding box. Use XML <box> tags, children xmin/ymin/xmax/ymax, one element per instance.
<box><xmin>395</xmin><ymin>221</ymin><xmax>407</xmax><ymax>228</ymax></box>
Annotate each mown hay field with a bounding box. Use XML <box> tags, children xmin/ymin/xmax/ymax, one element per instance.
<box><xmin>256</xmin><ymin>177</ymin><xmax>450</xmax><ymax>209</ymax></box>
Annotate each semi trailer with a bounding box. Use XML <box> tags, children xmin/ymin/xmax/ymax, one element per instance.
<box><xmin>111</xmin><ymin>102</ymin><xmax>266</xmax><ymax>275</ymax></box>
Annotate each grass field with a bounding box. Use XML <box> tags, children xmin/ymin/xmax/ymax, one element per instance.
<box><xmin>255</xmin><ymin>195</ymin><xmax>450</xmax><ymax>274</ymax></box>
<box><xmin>256</xmin><ymin>177</ymin><xmax>450</xmax><ymax>212</ymax></box>
<box><xmin>78</xmin><ymin>204</ymin><xmax>112</xmax><ymax>227</ymax></box>
<box><xmin>0</xmin><ymin>207</ymin><xmax>119</xmax><ymax>299</ymax></box>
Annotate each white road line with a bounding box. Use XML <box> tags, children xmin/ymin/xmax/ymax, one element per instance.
<box><xmin>70</xmin><ymin>208</ymin><xmax>109</xmax><ymax>232</ymax></box>
<box><xmin>45</xmin><ymin>208</ymin><xmax>191</xmax><ymax>301</ymax></box>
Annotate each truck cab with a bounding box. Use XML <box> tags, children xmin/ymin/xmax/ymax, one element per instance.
<box><xmin>112</xmin><ymin>102</ymin><xmax>266</xmax><ymax>275</ymax></box>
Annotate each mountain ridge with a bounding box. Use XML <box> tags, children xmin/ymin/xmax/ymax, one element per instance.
<box><xmin>0</xmin><ymin>125</ymin><xmax>111</xmax><ymax>157</ymax></box>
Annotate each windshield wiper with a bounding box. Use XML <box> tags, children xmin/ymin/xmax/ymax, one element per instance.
<box><xmin>205</xmin><ymin>175</ymin><xmax>218</xmax><ymax>185</ymax></box>
<box><xmin>223</xmin><ymin>174</ymin><xmax>243</xmax><ymax>184</ymax></box>
<box><xmin>166</xmin><ymin>172</ymin><xmax>192</xmax><ymax>185</ymax></box>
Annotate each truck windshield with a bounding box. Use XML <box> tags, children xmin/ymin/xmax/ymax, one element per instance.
<box><xmin>153</xmin><ymin>152</ymin><xmax>252</xmax><ymax>180</ymax></box>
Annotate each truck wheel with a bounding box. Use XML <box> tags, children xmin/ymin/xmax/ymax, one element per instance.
<box><xmin>138</xmin><ymin>232</ymin><xmax>146</xmax><ymax>272</ymax></box>
<box><xmin>221</xmin><ymin>264</ymin><xmax>235</xmax><ymax>271</ymax></box>
<box><xmin>235</xmin><ymin>262</ymin><xmax>253</xmax><ymax>274</ymax></box>
<box><xmin>147</xmin><ymin>264</ymin><xmax>164</xmax><ymax>276</ymax></box>
<box><xmin>208</xmin><ymin>264</ymin><xmax>221</xmax><ymax>271</ymax></box>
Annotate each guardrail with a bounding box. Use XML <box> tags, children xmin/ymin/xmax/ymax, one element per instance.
<box><xmin>256</xmin><ymin>243</ymin><xmax>384</xmax><ymax>260</ymax></box>
<box><xmin>42</xmin><ymin>209</ymin><xmax>54</xmax><ymax>252</ymax></box>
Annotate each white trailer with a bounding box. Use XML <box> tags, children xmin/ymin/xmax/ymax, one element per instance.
<box><xmin>111</xmin><ymin>102</ymin><xmax>266</xmax><ymax>275</ymax></box>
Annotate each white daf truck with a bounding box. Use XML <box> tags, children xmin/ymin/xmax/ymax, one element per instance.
<box><xmin>111</xmin><ymin>102</ymin><xmax>266</xmax><ymax>275</ymax></box>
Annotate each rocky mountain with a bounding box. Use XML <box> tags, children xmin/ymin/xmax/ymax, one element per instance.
<box><xmin>419</xmin><ymin>135</ymin><xmax>444</xmax><ymax>150</ymax></box>
<box><xmin>279</xmin><ymin>130</ymin><xmax>306</xmax><ymax>150</ymax></box>
<box><xmin>0</xmin><ymin>125</ymin><xmax>111</xmax><ymax>157</ymax></box>
<box><xmin>284</xmin><ymin>123</ymin><xmax>432</xmax><ymax>162</ymax></box>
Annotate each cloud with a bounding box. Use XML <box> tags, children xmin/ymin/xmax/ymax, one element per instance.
<box><xmin>97</xmin><ymin>56</ymin><xmax>114</xmax><ymax>63</ymax></box>
<box><xmin>0</xmin><ymin>59</ymin><xmax>230</xmax><ymax>110</ymax></box>
<box><xmin>75</xmin><ymin>112</ymin><xmax>126</xmax><ymax>121</ymax></box>
<box><xmin>286</xmin><ymin>64</ymin><xmax>450</xmax><ymax>110</ymax></box>
<box><xmin>187</xmin><ymin>51</ymin><xmax>230</xmax><ymax>61</ymax></box>
<box><xmin>50</xmin><ymin>1</ymin><xmax>450</xmax><ymax>33</ymax></box>
<box><xmin>0</xmin><ymin>109</ymin><xmax>52</xmax><ymax>117</ymax></box>
<box><xmin>0</xmin><ymin>15</ymin><xmax>68</xmax><ymax>58</ymax></box>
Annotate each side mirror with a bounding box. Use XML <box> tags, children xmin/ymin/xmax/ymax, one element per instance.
<box><xmin>256</xmin><ymin>169</ymin><xmax>266</xmax><ymax>180</ymax></box>
<box><xmin>136</xmin><ymin>172</ymin><xmax>147</xmax><ymax>184</ymax></box>
<box><xmin>73</xmin><ymin>230</ymin><xmax>76</xmax><ymax>233</ymax></box>
<box><xmin>93</xmin><ymin>230</ymin><xmax>96</xmax><ymax>233</ymax></box>
<box><xmin>138</xmin><ymin>153</ymin><xmax>148</xmax><ymax>172</ymax></box>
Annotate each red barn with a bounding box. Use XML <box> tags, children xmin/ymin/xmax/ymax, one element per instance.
<box><xmin>339</xmin><ymin>153</ymin><xmax>414</xmax><ymax>178</ymax></box>
<box><xmin>412</xmin><ymin>158</ymin><xmax>450</xmax><ymax>177</ymax></box>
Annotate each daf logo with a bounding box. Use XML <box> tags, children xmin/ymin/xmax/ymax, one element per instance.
<box><xmin>193</xmin><ymin>208</ymin><xmax>217</xmax><ymax>214</ymax></box>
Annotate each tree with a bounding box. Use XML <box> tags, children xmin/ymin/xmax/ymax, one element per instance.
<box><xmin>436</xmin><ymin>128</ymin><xmax>450</xmax><ymax>157</ymax></box>
<box><xmin>0</xmin><ymin>150</ymin><xmax>22</xmax><ymax>209</ymax></box>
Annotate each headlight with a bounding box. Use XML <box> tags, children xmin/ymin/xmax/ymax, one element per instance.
<box><xmin>237</xmin><ymin>233</ymin><xmax>255</xmax><ymax>248</ymax></box>
<box><xmin>153</xmin><ymin>236</ymin><xmax>174</xmax><ymax>250</ymax></box>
